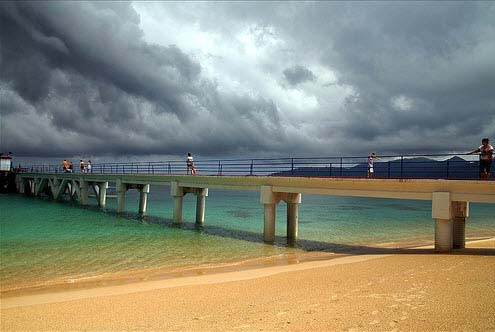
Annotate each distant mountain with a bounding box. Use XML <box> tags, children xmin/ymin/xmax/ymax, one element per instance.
<box><xmin>272</xmin><ymin>157</ymin><xmax>489</xmax><ymax>179</ymax></box>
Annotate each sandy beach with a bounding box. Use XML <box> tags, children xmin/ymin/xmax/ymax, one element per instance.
<box><xmin>1</xmin><ymin>238</ymin><xmax>494</xmax><ymax>331</ymax></box>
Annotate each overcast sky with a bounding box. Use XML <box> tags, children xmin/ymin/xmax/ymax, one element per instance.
<box><xmin>1</xmin><ymin>1</ymin><xmax>494</xmax><ymax>161</ymax></box>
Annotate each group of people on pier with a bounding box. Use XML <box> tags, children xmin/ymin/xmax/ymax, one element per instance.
<box><xmin>62</xmin><ymin>159</ymin><xmax>92</xmax><ymax>173</ymax></box>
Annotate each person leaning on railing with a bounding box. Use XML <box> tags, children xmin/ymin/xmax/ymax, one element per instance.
<box><xmin>467</xmin><ymin>137</ymin><xmax>494</xmax><ymax>179</ymax></box>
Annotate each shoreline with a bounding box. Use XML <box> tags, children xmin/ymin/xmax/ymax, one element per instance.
<box><xmin>2</xmin><ymin>237</ymin><xmax>493</xmax><ymax>310</ymax></box>
<box><xmin>0</xmin><ymin>234</ymin><xmax>457</xmax><ymax>297</ymax></box>
<box><xmin>1</xmin><ymin>235</ymin><xmax>492</xmax><ymax>298</ymax></box>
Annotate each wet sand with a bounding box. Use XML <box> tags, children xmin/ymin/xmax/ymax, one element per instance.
<box><xmin>1</xmin><ymin>238</ymin><xmax>494</xmax><ymax>331</ymax></box>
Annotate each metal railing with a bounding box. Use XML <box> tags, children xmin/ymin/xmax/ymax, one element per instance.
<box><xmin>18</xmin><ymin>153</ymin><xmax>493</xmax><ymax>180</ymax></box>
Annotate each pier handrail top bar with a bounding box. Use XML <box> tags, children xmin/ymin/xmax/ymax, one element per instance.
<box><xmin>21</xmin><ymin>152</ymin><xmax>486</xmax><ymax>164</ymax></box>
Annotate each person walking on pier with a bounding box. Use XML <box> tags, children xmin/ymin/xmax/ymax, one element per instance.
<box><xmin>468</xmin><ymin>138</ymin><xmax>494</xmax><ymax>179</ymax></box>
<box><xmin>367</xmin><ymin>152</ymin><xmax>379</xmax><ymax>178</ymax></box>
<box><xmin>80</xmin><ymin>160</ymin><xmax>85</xmax><ymax>173</ymax></box>
<box><xmin>186</xmin><ymin>153</ymin><xmax>196</xmax><ymax>175</ymax></box>
<box><xmin>69</xmin><ymin>162</ymin><xmax>74</xmax><ymax>173</ymax></box>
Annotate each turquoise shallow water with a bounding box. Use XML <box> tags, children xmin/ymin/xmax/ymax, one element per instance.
<box><xmin>1</xmin><ymin>187</ymin><xmax>494</xmax><ymax>291</ymax></box>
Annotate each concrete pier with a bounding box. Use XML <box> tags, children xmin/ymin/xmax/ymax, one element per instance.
<box><xmin>15</xmin><ymin>173</ymin><xmax>494</xmax><ymax>250</ymax></box>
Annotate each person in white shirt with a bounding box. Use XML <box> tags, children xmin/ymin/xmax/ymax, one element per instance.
<box><xmin>467</xmin><ymin>138</ymin><xmax>494</xmax><ymax>179</ymax></box>
<box><xmin>86</xmin><ymin>160</ymin><xmax>92</xmax><ymax>174</ymax></box>
<box><xmin>367</xmin><ymin>152</ymin><xmax>379</xmax><ymax>178</ymax></box>
<box><xmin>186</xmin><ymin>153</ymin><xmax>196</xmax><ymax>175</ymax></box>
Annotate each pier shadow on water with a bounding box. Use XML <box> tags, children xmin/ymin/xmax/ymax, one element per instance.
<box><xmin>78</xmin><ymin>203</ymin><xmax>495</xmax><ymax>257</ymax></box>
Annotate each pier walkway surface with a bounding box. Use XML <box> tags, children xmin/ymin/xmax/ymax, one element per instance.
<box><xmin>14</xmin><ymin>153</ymin><xmax>495</xmax><ymax>252</ymax></box>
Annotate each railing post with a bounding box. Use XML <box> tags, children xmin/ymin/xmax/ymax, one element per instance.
<box><xmin>291</xmin><ymin>158</ymin><xmax>294</xmax><ymax>176</ymax></box>
<box><xmin>446</xmin><ymin>160</ymin><xmax>450</xmax><ymax>179</ymax></box>
<box><xmin>387</xmin><ymin>161</ymin><xmax>391</xmax><ymax>178</ymax></box>
<box><xmin>250</xmin><ymin>159</ymin><xmax>254</xmax><ymax>176</ymax></box>
<box><xmin>148</xmin><ymin>162</ymin><xmax>151</xmax><ymax>174</ymax></box>
<box><xmin>218</xmin><ymin>161</ymin><xmax>221</xmax><ymax>175</ymax></box>
<box><xmin>340</xmin><ymin>157</ymin><xmax>343</xmax><ymax>177</ymax></box>
<box><xmin>329</xmin><ymin>163</ymin><xmax>332</xmax><ymax>177</ymax></box>
<box><xmin>400</xmin><ymin>156</ymin><xmax>404</xmax><ymax>178</ymax></box>
<box><xmin>168</xmin><ymin>162</ymin><xmax>171</xmax><ymax>174</ymax></box>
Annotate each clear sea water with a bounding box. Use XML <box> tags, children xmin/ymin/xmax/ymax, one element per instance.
<box><xmin>1</xmin><ymin>187</ymin><xmax>494</xmax><ymax>293</ymax></box>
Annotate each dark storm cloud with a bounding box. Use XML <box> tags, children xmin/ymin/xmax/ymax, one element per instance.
<box><xmin>284</xmin><ymin>2</ymin><xmax>495</xmax><ymax>153</ymax></box>
<box><xmin>186</xmin><ymin>1</ymin><xmax>495</xmax><ymax>154</ymax></box>
<box><xmin>1</xmin><ymin>1</ymin><xmax>494</xmax><ymax>159</ymax></box>
<box><xmin>283</xmin><ymin>65</ymin><xmax>316</xmax><ymax>86</ymax></box>
<box><xmin>0</xmin><ymin>2</ymin><xmax>287</xmax><ymax>157</ymax></box>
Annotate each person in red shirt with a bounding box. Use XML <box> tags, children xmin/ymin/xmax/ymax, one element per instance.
<box><xmin>468</xmin><ymin>138</ymin><xmax>494</xmax><ymax>179</ymax></box>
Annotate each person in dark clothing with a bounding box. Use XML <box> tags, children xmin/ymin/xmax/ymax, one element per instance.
<box><xmin>468</xmin><ymin>138</ymin><xmax>494</xmax><ymax>179</ymax></box>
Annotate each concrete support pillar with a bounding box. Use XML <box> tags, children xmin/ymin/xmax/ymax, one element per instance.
<box><xmin>34</xmin><ymin>178</ymin><xmax>41</xmax><ymax>196</ymax></box>
<box><xmin>173</xmin><ymin>196</ymin><xmax>183</xmax><ymax>224</ymax></box>
<box><xmin>196</xmin><ymin>195</ymin><xmax>205</xmax><ymax>224</ymax></box>
<box><xmin>53</xmin><ymin>179</ymin><xmax>68</xmax><ymax>200</ymax></box>
<box><xmin>260</xmin><ymin>186</ymin><xmax>278</xmax><ymax>243</ymax></box>
<box><xmin>28</xmin><ymin>180</ymin><xmax>34</xmax><ymax>196</ymax></box>
<box><xmin>435</xmin><ymin>219</ymin><xmax>453</xmax><ymax>252</ymax></box>
<box><xmin>432</xmin><ymin>192</ymin><xmax>453</xmax><ymax>252</ymax></box>
<box><xmin>93</xmin><ymin>184</ymin><xmax>99</xmax><ymax>197</ymax></box>
<box><xmin>139</xmin><ymin>184</ymin><xmax>150</xmax><ymax>214</ymax></box>
<box><xmin>171</xmin><ymin>182</ymin><xmax>184</xmax><ymax>224</ymax></box>
<box><xmin>452</xmin><ymin>201</ymin><xmax>469</xmax><ymax>249</ymax></box>
<box><xmin>80</xmin><ymin>180</ymin><xmax>89</xmax><ymax>205</ymax></box>
<box><xmin>287</xmin><ymin>202</ymin><xmax>299</xmax><ymax>240</ymax></box>
<box><xmin>195</xmin><ymin>188</ymin><xmax>208</xmax><ymax>225</ymax></box>
<box><xmin>71</xmin><ymin>180</ymin><xmax>80</xmax><ymax>200</ymax></box>
<box><xmin>117</xmin><ymin>180</ymin><xmax>127</xmax><ymax>213</ymax></box>
<box><xmin>260</xmin><ymin>187</ymin><xmax>302</xmax><ymax>243</ymax></box>
<box><xmin>264</xmin><ymin>204</ymin><xmax>276</xmax><ymax>243</ymax></box>
<box><xmin>98</xmin><ymin>182</ymin><xmax>109</xmax><ymax>208</ymax></box>
<box><xmin>48</xmin><ymin>178</ymin><xmax>56</xmax><ymax>198</ymax></box>
<box><xmin>18</xmin><ymin>177</ymin><xmax>25</xmax><ymax>194</ymax></box>
<box><xmin>67</xmin><ymin>182</ymin><xmax>73</xmax><ymax>199</ymax></box>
